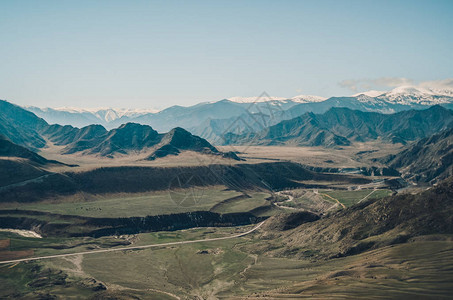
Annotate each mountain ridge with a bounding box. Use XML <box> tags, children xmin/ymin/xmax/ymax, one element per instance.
<box><xmin>223</xmin><ymin>105</ymin><xmax>453</xmax><ymax>147</ymax></box>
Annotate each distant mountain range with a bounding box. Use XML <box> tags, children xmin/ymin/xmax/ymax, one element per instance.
<box><xmin>25</xmin><ymin>106</ymin><xmax>159</xmax><ymax>129</ymax></box>
<box><xmin>24</xmin><ymin>86</ymin><xmax>453</xmax><ymax>142</ymax></box>
<box><xmin>4</xmin><ymin>96</ymin><xmax>453</xmax><ymax>161</ymax></box>
<box><xmin>0</xmin><ymin>100</ymin><xmax>239</xmax><ymax>161</ymax></box>
<box><xmin>2</xmin><ymin>95</ymin><xmax>453</xmax><ymax>185</ymax></box>
<box><xmin>223</xmin><ymin>105</ymin><xmax>453</xmax><ymax>147</ymax></box>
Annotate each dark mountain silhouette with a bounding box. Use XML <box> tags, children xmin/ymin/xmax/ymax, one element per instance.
<box><xmin>380</xmin><ymin>128</ymin><xmax>453</xmax><ymax>184</ymax></box>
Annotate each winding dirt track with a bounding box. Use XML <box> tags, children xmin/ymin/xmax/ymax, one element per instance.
<box><xmin>0</xmin><ymin>222</ymin><xmax>265</xmax><ymax>265</ymax></box>
<box><xmin>320</xmin><ymin>193</ymin><xmax>346</xmax><ymax>209</ymax></box>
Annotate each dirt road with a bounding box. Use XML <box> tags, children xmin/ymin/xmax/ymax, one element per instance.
<box><xmin>0</xmin><ymin>222</ymin><xmax>265</xmax><ymax>265</ymax></box>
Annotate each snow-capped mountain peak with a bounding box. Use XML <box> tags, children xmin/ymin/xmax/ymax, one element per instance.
<box><xmin>377</xmin><ymin>86</ymin><xmax>453</xmax><ymax>105</ymax></box>
<box><xmin>385</xmin><ymin>85</ymin><xmax>453</xmax><ymax>97</ymax></box>
<box><xmin>227</xmin><ymin>94</ymin><xmax>326</xmax><ymax>104</ymax></box>
<box><xmin>352</xmin><ymin>85</ymin><xmax>453</xmax><ymax>106</ymax></box>
<box><xmin>385</xmin><ymin>86</ymin><xmax>432</xmax><ymax>96</ymax></box>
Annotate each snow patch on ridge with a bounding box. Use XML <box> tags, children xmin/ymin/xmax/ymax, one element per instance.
<box><xmin>353</xmin><ymin>90</ymin><xmax>385</xmax><ymax>97</ymax></box>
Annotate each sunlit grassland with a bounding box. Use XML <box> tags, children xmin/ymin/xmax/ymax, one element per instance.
<box><xmin>321</xmin><ymin>189</ymin><xmax>392</xmax><ymax>207</ymax></box>
<box><xmin>2</xmin><ymin>228</ymin><xmax>453</xmax><ymax>298</ymax></box>
<box><xmin>0</xmin><ymin>225</ymin><xmax>259</xmax><ymax>299</ymax></box>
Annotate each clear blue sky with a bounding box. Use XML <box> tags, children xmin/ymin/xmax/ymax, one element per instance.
<box><xmin>1</xmin><ymin>0</ymin><xmax>452</xmax><ymax>109</ymax></box>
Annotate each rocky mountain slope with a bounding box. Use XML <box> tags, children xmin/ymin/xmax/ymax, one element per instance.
<box><xmin>380</xmin><ymin>128</ymin><xmax>453</xmax><ymax>184</ymax></box>
<box><xmin>0</xmin><ymin>100</ymin><xmax>48</xmax><ymax>150</ymax></box>
<box><xmin>43</xmin><ymin>122</ymin><xmax>236</xmax><ymax>159</ymax></box>
<box><xmin>257</xmin><ymin>176</ymin><xmax>453</xmax><ymax>260</ymax></box>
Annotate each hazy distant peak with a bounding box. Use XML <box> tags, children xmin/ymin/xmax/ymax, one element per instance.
<box><xmin>24</xmin><ymin>106</ymin><xmax>160</xmax><ymax>127</ymax></box>
<box><xmin>227</xmin><ymin>96</ymin><xmax>287</xmax><ymax>103</ymax></box>
<box><xmin>28</xmin><ymin>106</ymin><xmax>160</xmax><ymax>116</ymax></box>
